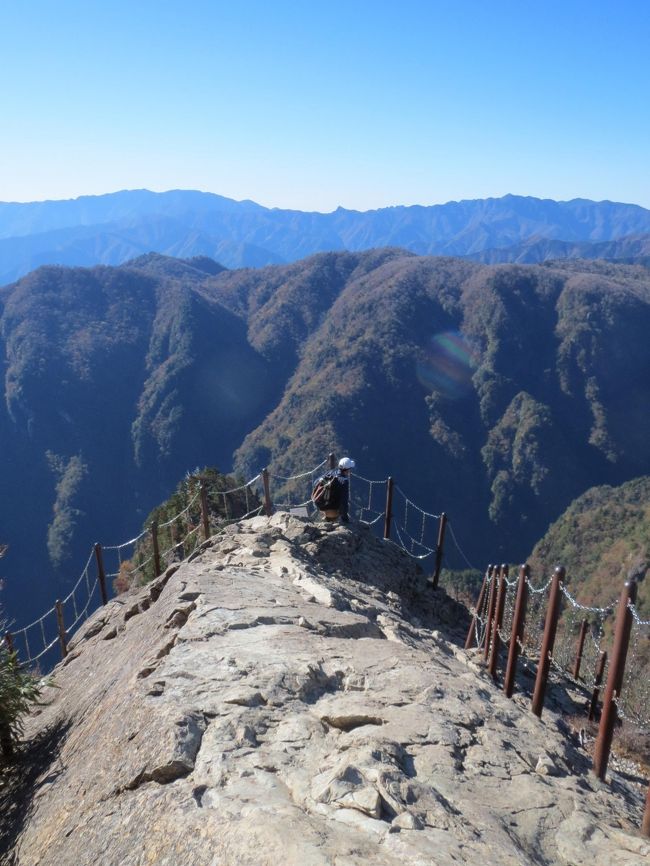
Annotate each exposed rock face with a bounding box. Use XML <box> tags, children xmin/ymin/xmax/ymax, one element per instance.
<box><xmin>5</xmin><ymin>516</ymin><xmax>648</xmax><ymax>865</ymax></box>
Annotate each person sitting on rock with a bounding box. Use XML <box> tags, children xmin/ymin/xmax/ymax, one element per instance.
<box><xmin>322</xmin><ymin>456</ymin><xmax>355</xmax><ymax>524</ymax></box>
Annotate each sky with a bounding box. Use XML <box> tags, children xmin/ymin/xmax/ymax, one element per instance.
<box><xmin>1</xmin><ymin>0</ymin><xmax>649</xmax><ymax>212</ymax></box>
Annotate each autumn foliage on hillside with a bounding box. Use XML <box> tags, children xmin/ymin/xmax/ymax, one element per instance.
<box><xmin>3</xmin><ymin>251</ymin><xmax>650</xmax><ymax>630</ymax></box>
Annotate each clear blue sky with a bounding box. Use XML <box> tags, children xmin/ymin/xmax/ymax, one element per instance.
<box><xmin>1</xmin><ymin>0</ymin><xmax>649</xmax><ymax>211</ymax></box>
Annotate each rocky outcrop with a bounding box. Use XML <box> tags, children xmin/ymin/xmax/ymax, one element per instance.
<box><xmin>4</xmin><ymin>515</ymin><xmax>649</xmax><ymax>865</ymax></box>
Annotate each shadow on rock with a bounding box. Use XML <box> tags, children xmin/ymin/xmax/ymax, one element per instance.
<box><xmin>0</xmin><ymin>719</ymin><xmax>71</xmax><ymax>863</ymax></box>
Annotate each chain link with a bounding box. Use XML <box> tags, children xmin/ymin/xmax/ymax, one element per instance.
<box><xmin>629</xmin><ymin>602</ymin><xmax>650</xmax><ymax>626</ymax></box>
<box><xmin>269</xmin><ymin>460</ymin><xmax>327</xmax><ymax>482</ymax></box>
<box><xmin>446</xmin><ymin>521</ymin><xmax>478</xmax><ymax>571</ymax></box>
<box><xmin>560</xmin><ymin>584</ymin><xmax>617</xmax><ymax>614</ymax></box>
<box><xmin>392</xmin><ymin>524</ymin><xmax>436</xmax><ymax>560</ymax></box>
<box><xmin>525</xmin><ymin>575</ymin><xmax>553</xmax><ymax>595</ymax></box>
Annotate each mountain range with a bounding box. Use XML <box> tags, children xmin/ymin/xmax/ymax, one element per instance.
<box><xmin>3</xmin><ymin>190</ymin><xmax>650</xmax><ymax>284</ymax></box>
<box><xmin>2</xmin><ymin>249</ymin><xmax>650</xmax><ymax>628</ymax></box>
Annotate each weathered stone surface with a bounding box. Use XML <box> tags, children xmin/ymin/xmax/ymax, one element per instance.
<box><xmin>536</xmin><ymin>752</ymin><xmax>561</xmax><ymax>776</ymax></box>
<box><xmin>4</xmin><ymin>517</ymin><xmax>648</xmax><ymax>866</ymax></box>
<box><xmin>555</xmin><ymin>810</ymin><xmax>650</xmax><ymax>865</ymax></box>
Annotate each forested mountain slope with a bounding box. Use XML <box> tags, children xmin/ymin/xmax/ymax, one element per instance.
<box><xmin>229</xmin><ymin>256</ymin><xmax>650</xmax><ymax>557</ymax></box>
<box><xmin>2</xmin><ymin>250</ymin><xmax>650</xmax><ymax>628</ymax></box>
<box><xmin>528</xmin><ymin>476</ymin><xmax>650</xmax><ymax>616</ymax></box>
<box><xmin>527</xmin><ymin>476</ymin><xmax>650</xmax><ymax>684</ymax></box>
<box><xmin>0</xmin><ymin>256</ymin><xmax>280</xmax><ymax>619</ymax></box>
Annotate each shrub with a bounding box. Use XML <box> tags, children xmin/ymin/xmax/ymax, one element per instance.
<box><xmin>0</xmin><ymin>641</ymin><xmax>45</xmax><ymax>760</ymax></box>
<box><xmin>0</xmin><ymin>544</ymin><xmax>47</xmax><ymax>760</ymax></box>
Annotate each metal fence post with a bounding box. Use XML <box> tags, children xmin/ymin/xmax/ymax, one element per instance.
<box><xmin>151</xmin><ymin>521</ymin><xmax>162</xmax><ymax>577</ymax></box>
<box><xmin>464</xmin><ymin>567</ymin><xmax>489</xmax><ymax>650</ymax></box>
<box><xmin>588</xmin><ymin>650</ymin><xmax>608</xmax><ymax>722</ymax></box>
<box><xmin>383</xmin><ymin>477</ymin><xmax>394</xmax><ymax>540</ymax></box>
<box><xmin>94</xmin><ymin>543</ymin><xmax>108</xmax><ymax>605</ymax></box>
<box><xmin>504</xmin><ymin>564</ymin><xmax>529</xmax><ymax>698</ymax></box>
<box><xmin>593</xmin><ymin>579</ymin><xmax>637</xmax><ymax>781</ymax></box>
<box><xmin>328</xmin><ymin>452</ymin><xmax>337</xmax><ymax>470</ymax></box>
<box><xmin>531</xmin><ymin>566</ymin><xmax>564</xmax><ymax>718</ymax></box>
<box><xmin>432</xmin><ymin>512</ymin><xmax>447</xmax><ymax>589</ymax></box>
<box><xmin>262</xmin><ymin>468</ymin><xmax>273</xmax><ymax>517</ymax></box>
<box><xmin>488</xmin><ymin>565</ymin><xmax>508</xmax><ymax>680</ymax></box>
<box><xmin>572</xmin><ymin>618</ymin><xmax>588</xmax><ymax>680</ymax></box>
<box><xmin>55</xmin><ymin>600</ymin><xmax>68</xmax><ymax>659</ymax></box>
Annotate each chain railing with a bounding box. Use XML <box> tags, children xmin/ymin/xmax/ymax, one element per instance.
<box><xmin>350</xmin><ymin>473</ymin><xmax>388</xmax><ymax>528</ymax></box>
<box><xmin>6</xmin><ymin>455</ymin><xmax>454</xmax><ymax>671</ymax></box>
<box><xmin>269</xmin><ymin>459</ymin><xmax>328</xmax><ymax>514</ymax></box>
<box><xmin>466</xmin><ymin>565</ymin><xmax>650</xmax><ymax>726</ymax></box>
<box><xmin>4</xmin><ymin>469</ymin><xmax>268</xmax><ymax>669</ymax></box>
<box><xmin>464</xmin><ymin>559</ymin><xmax>650</xmax><ymax>837</ymax></box>
<box><xmin>5</xmin><ymin>548</ymin><xmax>100</xmax><ymax>668</ymax></box>
<box><xmin>4</xmin><ymin>454</ymin><xmax>649</xmax><ymax>836</ymax></box>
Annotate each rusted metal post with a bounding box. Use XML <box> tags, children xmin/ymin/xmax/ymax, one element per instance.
<box><xmin>504</xmin><ymin>564</ymin><xmax>529</xmax><ymax>698</ymax></box>
<box><xmin>588</xmin><ymin>651</ymin><xmax>608</xmax><ymax>722</ymax></box>
<box><xmin>572</xmin><ymin>618</ymin><xmax>589</xmax><ymax>680</ymax></box>
<box><xmin>262</xmin><ymin>468</ymin><xmax>273</xmax><ymax>517</ymax></box>
<box><xmin>151</xmin><ymin>521</ymin><xmax>162</xmax><ymax>578</ymax></box>
<box><xmin>383</xmin><ymin>476</ymin><xmax>394</xmax><ymax>540</ymax></box>
<box><xmin>94</xmin><ymin>542</ymin><xmax>108</xmax><ymax>605</ymax></box>
<box><xmin>593</xmin><ymin>579</ymin><xmax>637</xmax><ymax>781</ymax></box>
<box><xmin>642</xmin><ymin>782</ymin><xmax>650</xmax><ymax>837</ymax></box>
<box><xmin>4</xmin><ymin>632</ymin><xmax>14</xmax><ymax>653</ymax></box>
<box><xmin>531</xmin><ymin>566</ymin><xmax>564</xmax><ymax>718</ymax></box>
<box><xmin>483</xmin><ymin>565</ymin><xmax>498</xmax><ymax>660</ymax></box>
<box><xmin>464</xmin><ymin>568</ymin><xmax>489</xmax><ymax>650</ymax></box>
<box><xmin>432</xmin><ymin>512</ymin><xmax>447</xmax><ymax>589</ymax></box>
<box><xmin>328</xmin><ymin>452</ymin><xmax>337</xmax><ymax>470</ymax></box>
<box><xmin>55</xmin><ymin>600</ymin><xmax>67</xmax><ymax>659</ymax></box>
<box><xmin>200</xmin><ymin>482</ymin><xmax>211</xmax><ymax>541</ymax></box>
<box><xmin>488</xmin><ymin>565</ymin><xmax>508</xmax><ymax>680</ymax></box>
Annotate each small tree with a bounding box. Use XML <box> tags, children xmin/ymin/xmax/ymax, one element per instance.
<box><xmin>0</xmin><ymin>544</ymin><xmax>46</xmax><ymax>760</ymax></box>
<box><xmin>118</xmin><ymin>468</ymin><xmax>260</xmax><ymax>591</ymax></box>
<box><xmin>0</xmin><ymin>645</ymin><xmax>45</xmax><ymax>759</ymax></box>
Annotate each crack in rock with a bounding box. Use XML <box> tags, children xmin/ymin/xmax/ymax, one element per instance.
<box><xmin>322</xmin><ymin>715</ymin><xmax>384</xmax><ymax>732</ymax></box>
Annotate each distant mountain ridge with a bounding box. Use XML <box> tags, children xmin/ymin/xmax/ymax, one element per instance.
<box><xmin>469</xmin><ymin>232</ymin><xmax>650</xmax><ymax>265</ymax></box>
<box><xmin>2</xmin><ymin>190</ymin><xmax>650</xmax><ymax>284</ymax></box>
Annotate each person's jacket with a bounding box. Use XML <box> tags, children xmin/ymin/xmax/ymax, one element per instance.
<box><xmin>327</xmin><ymin>469</ymin><xmax>349</xmax><ymax>522</ymax></box>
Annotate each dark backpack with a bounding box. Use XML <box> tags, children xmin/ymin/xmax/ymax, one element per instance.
<box><xmin>311</xmin><ymin>471</ymin><xmax>341</xmax><ymax>510</ymax></box>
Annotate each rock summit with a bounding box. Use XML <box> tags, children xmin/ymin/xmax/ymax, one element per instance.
<box><xmin>3</xmin><ymin>515</ymin><xmax>648</xmax><ymax>865</ymax></box>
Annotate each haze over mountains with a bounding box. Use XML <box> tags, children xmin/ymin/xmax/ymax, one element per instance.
<box><xmin>2</xmin><ymin>248</ymin><xmax>650</xmax><ymax>628</ymax></box>
<box><xmin>3</xmin><ymin>190</ymin><xmax>650</xmax><ymax>284</ymax></box>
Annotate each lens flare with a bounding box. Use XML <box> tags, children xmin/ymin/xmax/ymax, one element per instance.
<box><xmin>416</xmin><ymin>331</ymin><xmax>479</xmax><ymax>399</ymax></box>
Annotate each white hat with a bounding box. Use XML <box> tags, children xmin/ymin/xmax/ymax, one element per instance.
<box><xmin>339</xmin><ymin>456</ymin><xmax>355</xmax><ymax>470</ymax></box>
